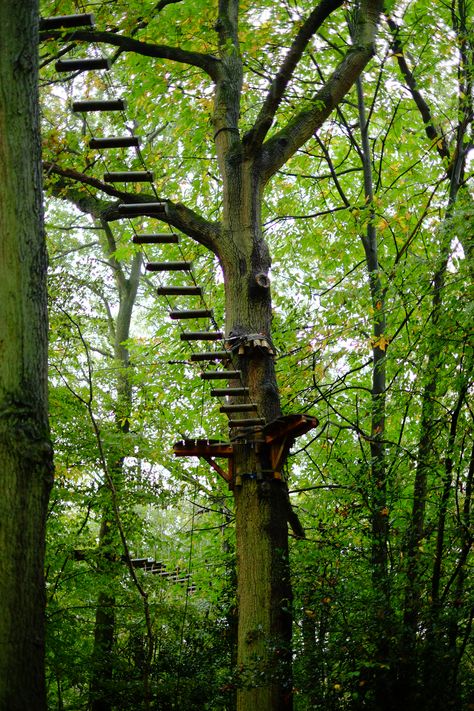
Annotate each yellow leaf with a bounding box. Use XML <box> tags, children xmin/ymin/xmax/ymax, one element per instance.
<box><xmin>371</xmin><ymin>335</ymin><xmax>390</xmax><ymax>351</ymax></box>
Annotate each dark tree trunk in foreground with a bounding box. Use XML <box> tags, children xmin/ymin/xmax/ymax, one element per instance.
<box><xmin>0</xmin><ymin>1</ymin><xmax>53</xmax><ymax>708</ymax></box>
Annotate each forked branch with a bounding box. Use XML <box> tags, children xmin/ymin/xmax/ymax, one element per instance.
<box><xmin>243</xmin><ymin>0</ymin><xmax>344</xmax><ymax>155</ymax></box>
<box><xmin>259</xmin><ymin>0</ymin><xmax>384</xmax><ymax>183</ymax></box>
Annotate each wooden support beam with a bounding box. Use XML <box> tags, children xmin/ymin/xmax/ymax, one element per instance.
<box><xmin>40</xmin><ymin>14</ymin><xmax>95</xmax><ymax>30</ymax></box>
<box><xmin>104</xmin><ymin>171</ymin><xmax>153</xmax><ymax>183</ymax></box>
<box><xmin>210</xmin><ymin>387</ymin><xmax>249</xmax><ymax>396</ymax></box>
<box><xmin>202</xmin><ymin>457</ymin><xmax>232</xmax><ymax>483</ymax></box>
<box><xmin>157</xmin><ymin>286</ymin><xmax>202</xmax><ymax>296</ymax></box>
<box><xmin>180</xmin><ymin>331</ymin><xmax>223</xmax><ymax>341</ymax></box>
<box><xmin>263</xmin><ymin>414</ymin><xmax>318</xmax><ymax>444</ymax></box>
<box><xmin>146</xmin><ymin>261</ymin><xmax>192</xmax><ymax>272</ymax></box>
<box><xmin>133</xmin><ymin>234</ymin><xmax>179</xmax><ymax>244</ymax></box>
<box><xmin>118</xmin><ymin>202</ymin><xmax>166</xmax><ymax>216</ymax></box>
<box><xmin>262</xmin><ymin>414</ymin><xmax>319</xmax><ymax>475</ymax></box>
<box><xmin>220</xmin><ymin>403</ymin><xmax>257</xmax><ymax>413</ymax></box>
<box><xmin>200</xmin><ymin>371</ymin><xmax>241</xmax><ymax>380</ymax></box>
<box><xmin>169</xmin><ymin>309</ymin><xmax>212</xmax><ymax>319</ymax></box>
<box><xmin>56</xmin><ymin>58</ymin><xmax>110</xmax><ymax>72</ymax></box>
<box><xmin>228</xmin><ymin>418</ymin><xmax>265</xmax><ymax>428</ymax></box>
<box><xmin>90</xmin><ymin>136</ymin><xmax>140</xmax><ymax>149</ymax></box>
<box><xmin>173</xmin><ymin>439</ymin><xmax>234</xmax><ymax>485</ymax></box>
<box><xmin>72</xmin><ymin>99</ymin><xmax>126</xmax><ymax>112</ymax></box>
<box><xmin>173</xmin><ymin>439</ymin><xmax>233</xmax><ymax>458</ymax></box>
<box><xmin>190</xmin><ymin>351</ymin><xmax>229</xmax><ymax>362</ymax></box>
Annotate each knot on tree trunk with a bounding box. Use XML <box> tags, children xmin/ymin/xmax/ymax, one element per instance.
<box><xmin>254</xmin><ymin>272</ymin><xmax>270</xmax><ymax>289</ymax></box>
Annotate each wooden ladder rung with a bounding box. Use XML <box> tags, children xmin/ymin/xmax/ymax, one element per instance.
<box><xmin>170</xmin><ymin>309</ymin><xmax>212</xmax><ymax>319</ymax></box>
<box><xmin>210</xmin><ymin>387</ymin><xmax>249</xmax><ymax>396</ymax></box>
<box><xmin>228</xmin><ymin>418</ymin><xmax>265</xmax><ymax>427</ymax></box>
<box><xmin>146</xmin><ymin>262</ymin><xmax>192</xmax><ymax>272</ymax></box>
<box><xmin>40</xmin><ymin>14</ymin><xmax>95</xmax><ymax>30</ymax></box>
<box><xmin>118</xmin><ymin>202</ymin><xmax>166</xmax><ymax>216</ymax></box>
<box><xmin>180</xmin><ymin>332</ymin><xmax>223</xmax><ymax>341</ymax></box>
<box><xmin>90</xmin><ymin>136</ymin><xmax>140</xmax><ymax>149</ymax></box>
<box><xmin>220</xmin><ymin>403</ymin><xmax>257</xmax><ymax>413</ymax></box>
<box><xmin>133</xmin><ymin>234</ymin><xmax>179</xmax><ymax>244</ymax></box>
<box><xmin>156</xmin><ymin>286</ymin><xmax>202</xmax><ymax>296</ymax></box>
<box><xmin>104</xmin><ymin>171</ymin><xmax>153</xmax><ymax>183</ymax></box>
<box><xmin>72</xmin><ymin>99</ymin><xmax>126</xmax><ymax>112</ymax></box>
<box><xmin>56</xmin><ymin>58</ymin><xmax>110</xmax><ymax>72</ymax></box>
<box><xmin>200</xmin><ymin>371</ymin><xmax>241</xmax><ymax>380</ymax></box>
<box><xmin>190</xmin><ymin>352</ymin><xmax>229</xmax><ymax>362</ymax></box>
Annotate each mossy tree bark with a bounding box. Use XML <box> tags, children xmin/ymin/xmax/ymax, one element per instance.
<box><xmin>0</xmin><ymin>1</ymin><xmax>53</xmax><ymax>709</ymax></box>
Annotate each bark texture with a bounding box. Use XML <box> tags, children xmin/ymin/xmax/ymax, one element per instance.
<box><xmin>0</xmin><ymin>1</ymin><xmax>53</xmax><ymax>708</ymax></box>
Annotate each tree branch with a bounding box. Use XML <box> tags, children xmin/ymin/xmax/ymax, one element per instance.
<box><xmin>40</xmin><ymin>29</ymin><xmax>220</xmax><ymax>82</ymax></box>
<box><xmin>43</xmin><ymin>162</ymin><xmax>222</xmax><ymax>253</ymax></box>
<box><xmin>385</xmin><ymin>16</ymin><xmax>451</xmax><ymax>163</ymax></box>
<box><xmin>243</xmin><ymin>0</ymin><xmax>344</xmax><ymax>155</ymax></box>
<box><xmin>258</xmin><ymin>0</ymin><xmax>383</xmax><ymax>184</ymax></box>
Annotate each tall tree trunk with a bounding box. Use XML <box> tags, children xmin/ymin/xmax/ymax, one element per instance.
<box><xmin>355</xmin><ymin>76</ymin><xmax>393</xmax><ymax>708</ymax></box>
<box><xmin>387</xmin><ymin>7</ymin><xmax>472</xmax><ymax>705</ymax></box>
<box><xmin>0</xmin><ymin>1</ymin><xmax>54</xmax><ymax>708</ymax></box>
<box><xmin>89</xmin><ymin>237</ymin><xmax>143</xmax><ymax>710</ymax></box>
<box><xmin>398</xmin><ymin>138</ymin><xmax>467</xmax><ymax>711</ymax></box>
<box><xmin>218</xmin><ymin>161</ymin><xmax>293</xmax><ymax>710</ymax></box>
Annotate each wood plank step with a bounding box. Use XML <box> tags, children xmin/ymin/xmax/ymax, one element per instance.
<box><xmin>146</xmin><ymin>261</ymin><xmax>192</xmax><ymax>272</ymax></box>
<box><xmin>56</xmin><ymin>58</ymin><xmax>110</xmax><ymax>72</ymax></box>
<box><xmin>104</xmin><ymin>171</ymin><xmax>153</xmax><ymax>183</ymax></box>
<box><xmin>210</xmin><ymin>387</ymin><xmax>249</xmax><ymax>396</ymax></box>
<box><xmin>118</xmin><ymin>202</ymin><xmax>166</xmax><ymax>216</ymax></box>
<box><xmin>190</xmin><ymin>352</ymin><xmax>229</xmax><ymax>362</ymax></box>
<box><xmin>133</xmin><ymin>234</ymin><xmax>179</xmax><ymax>244</ymax></box>
<box><xmin>180</xmin><ymin>332</ymin><xmax>223</xmax><ymax>341</ymax></box>
<box><xmin>228</xmin><ymin>418</ymin><xmax>265</xmax><ymax>427</ymax></box>
<box><xmin>130</xmin><ymin>558</ymin><xmax>152</xmax><ymax>568</ymax></box>
<box><xmin>40</xmin><ymin>14</ymin><xmax>95</xmax><ymax>30</ymax></box>
<box><xmin>220</xmin><ymin>403</ymin><xmax>257</xmax><ymax>413</ymax></box>
<box><xmin>90</xmin><ymin>136</ymin><xmax>140</xmax><ymax>149</ymax></box>
<box><xmin>169</xmin><ymin>309</ymin><xmax>212</xmax><ymax>319</ymax></box>
<box><xmin>174</xmin><ymin>439</ymin><xmax>233</xmax><ymax>457</ymax></box>
<box><xmin>200</xmin><ymin>371</ymin><xmax>241</xmax><ymax>380</ymax></box>
<box><xmin>72</xmin><ymin>99</ymin><xmax>126</xmax><ymax>112</ymax></box>
<box><xmin>156</xmin><ymin>286</ymin><xmax>202</xmax><ymax>296</ymax></box>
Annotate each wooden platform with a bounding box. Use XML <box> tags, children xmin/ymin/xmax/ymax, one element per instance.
<box><xmin>173</xmin><ymin>414</ymin><xmax>318</xmax><ymax>487</ymax></box>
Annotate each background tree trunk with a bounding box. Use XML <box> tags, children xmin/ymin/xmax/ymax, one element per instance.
<box><xmin>89</xmin><ymin>232</ymin><xmax>145</xmax><ymax>710</ymax></box>
<box><xmin>0</xmin><ymin>1</ymin><xmax>53</xmax><ymax>708</ymax></box>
